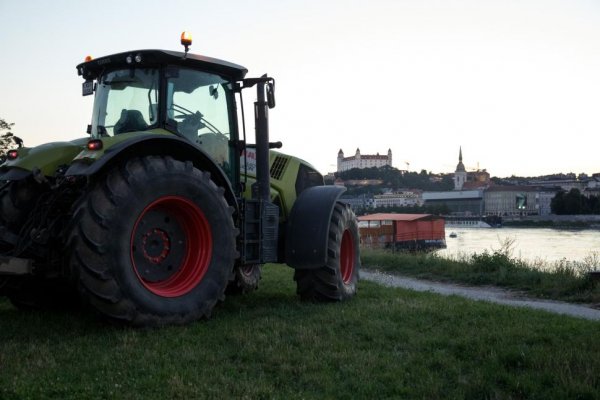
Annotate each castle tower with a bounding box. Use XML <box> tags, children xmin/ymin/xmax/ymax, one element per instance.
<box><xmin>387</xmin><ymin>148</ymin><xmax>392</xmax><ymax>167</ymax></box>
<box><xmin>454</xmin><ymin>146</ymin><xmax>467</xmax><ymax>190</ymax></box>
<box><xmin>337</xmin><ymin>149</ymin><xmax>344</xmax><ymax>172</ymax></box>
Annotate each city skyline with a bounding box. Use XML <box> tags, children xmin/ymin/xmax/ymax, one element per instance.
<box><xmin>334</xmin><ymin>146</ymin><xmax>597</xmax><ymax>179</ymax></box>
<box><xmin>0</xmin><ymin>1</ymin><xmax>599</xmax><ymax>177</ymax></box>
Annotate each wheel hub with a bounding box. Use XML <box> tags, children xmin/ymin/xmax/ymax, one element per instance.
<box><xmin>131</xmin><ymin>208</ymin><xmax>186</xmax><ymax>283</ymax></box>
<box><xmin>142</xmin><ymin>228</ymin><xmax>171</xmax><ymax>264</ymax></box>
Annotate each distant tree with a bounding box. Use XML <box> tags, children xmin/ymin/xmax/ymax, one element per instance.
<box><xmin>551</xmin><ymin>189</ymin><xmax>599</xmax><ymax>215</ymax></box>
<box><xmin>589</xmin><ymin>195</ymin><xmax>600</xmax><ymax>214</ymax></box>
<box><xmin>339</xmin><ymin>166</ymin><xmax>453</xmax><ymax>193</ymax></box>
<box><xmin>564</xmin><ymin>189</ymin><xmax>586</xmax><ymax>214</ymax></box>
<box><xmin>551</xmin><ymin>191</ymin><xmax>565</xmax><ymax>214</ymax></box>
<box><xmin>0</xmin><ymin>117</ymin><xmax>17</xmax><ymax>162</ymax></box>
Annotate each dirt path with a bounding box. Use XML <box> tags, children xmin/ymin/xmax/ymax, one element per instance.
<box><xmin>361</xmin><ymin>269</ymin><xmax>600</xmax><ymax>321</ymax></box>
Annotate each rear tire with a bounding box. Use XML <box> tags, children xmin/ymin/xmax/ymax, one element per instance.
<box><xmin>68</xmin><ymin>156</ymin><xmax>237</xmax><ymax>326</ymax></box>
<box><xmin>294</xmin><ymin>202</ymin><xmax>360</xmax><ymax>301</ymax></box>
<box><xmin>0</xmin><ymin>179</ymin><xmax>42</xmax><ymax>233</ymax></box>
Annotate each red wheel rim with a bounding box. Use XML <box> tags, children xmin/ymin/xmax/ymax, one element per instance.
<box><xmin>340</xmin><ymin>229</ymin><xmax>355</xmax><ymax>284</ymax></box>
<box><xmin>130</xmin><ymin>196</ymin><xmax>212</xmax><ymax>297</ymax></box>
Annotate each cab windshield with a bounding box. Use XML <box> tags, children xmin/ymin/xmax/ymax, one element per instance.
<box><xmin>91</xmin><ymin>68</ymin><xmax>159</xmax><ymax>136</ymax></box>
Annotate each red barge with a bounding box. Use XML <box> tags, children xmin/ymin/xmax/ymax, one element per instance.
<box><xmin>358</xmin><ymin>213</ymin><xmax>446</xmax><ymax>251</ymax></box>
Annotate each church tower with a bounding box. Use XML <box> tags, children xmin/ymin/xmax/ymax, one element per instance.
<box><xmin>454</xmin><ymin>146</ymin><xmax>467</xmax><ymax>190</ymax></box>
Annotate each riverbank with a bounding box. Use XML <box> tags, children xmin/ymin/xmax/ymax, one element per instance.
<box><xmin>361</xmin><ymin>248</ymin><xmax>600</xmax><ymax>305</ymax></box>
<box><xmin>503</xmin><ymin>214</ymin><xmax>600</xmax><ymax>229</ymax></box>
<box><xmin>503</xmin><ymin>219</ymin><xmax>594</xmax><ymax>228</ymax></box>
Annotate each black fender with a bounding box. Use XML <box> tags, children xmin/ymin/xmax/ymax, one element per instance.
<box><xmin>285</xmin><ymin>185</ymin><xmax>346</xmax><ymax>269</ymax></box>
<box><xmin>65</xmin><ymin>135</ymin><xmax>238</xmax><ymax>209</ymax></box>
<box><xmin>0</xmin><ymin>167</ymin><xmax>32</xmax><ymax>181</ymax></box>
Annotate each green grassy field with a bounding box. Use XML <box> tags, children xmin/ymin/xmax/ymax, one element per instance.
<box><xmin>362</xmin><ymin>248</ymin><xmax>600</xmax><ymax>304</ymax></box>
<box><xmin>1</xmin><ymin>265</ymin><xmax>599</xmax><ymax>399</ymax></box>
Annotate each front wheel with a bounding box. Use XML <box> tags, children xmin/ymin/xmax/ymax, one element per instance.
<box><xmin>294</xmin><ymin>202</ymin><xmax>360</xmax><ymax>301</ymax></box>
<box><xmin>226</xmin><ymin>264</ymin><xmax>262</xmax><ymax>294</ymax></box>
<box><xmin>68</xmin><ymin>156</ymin><xmax>237</xmax><ymax>326</ymax></box>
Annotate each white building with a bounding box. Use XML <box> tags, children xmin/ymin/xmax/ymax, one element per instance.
<box><xmin>337</xmin><ymin>148</ymin><xmax>392</xmax><ymax>172</ymax></box>
<box><xmin>370</xmin><ymin>191</ymin><xmax>423</xmax><ymax>208</ymax></box>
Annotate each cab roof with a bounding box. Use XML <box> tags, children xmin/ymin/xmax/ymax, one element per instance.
<box><xmin>77</xmin><ymin>49</ymin><xmax>248</xmax><ymax>81</ymax></box>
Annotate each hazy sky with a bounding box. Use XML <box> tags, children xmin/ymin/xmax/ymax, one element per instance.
<box><xmin>0</xmin><ymin>0</ymin><xmax>598</xmax><ymax>177</ymax></box>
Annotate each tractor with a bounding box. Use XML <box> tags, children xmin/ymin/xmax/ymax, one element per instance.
<box><xmin>0</xmin><ymin>34</ymin><xmax>360</xmax><ymax>326</ymax></box>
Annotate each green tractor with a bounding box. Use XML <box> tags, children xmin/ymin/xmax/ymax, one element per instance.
<box><xmin>0</xmin><ymin>35</ymin><xmax>360</xmax><ymax>326</ymax></box>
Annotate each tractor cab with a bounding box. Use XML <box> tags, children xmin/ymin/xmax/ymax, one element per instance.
<box><xmin>78</xmin><ymin>45</ymin><xmax>248</xmax><ymax>172</ymax></box>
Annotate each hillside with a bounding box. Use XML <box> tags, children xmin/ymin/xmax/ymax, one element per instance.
<box><xmin>331</xmin><ymin>166</ymin><xmax>454</xmax><ymax>194</ymax></box>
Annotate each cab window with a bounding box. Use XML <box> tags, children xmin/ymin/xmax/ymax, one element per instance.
<box><xmin>166</xmin><ymin>68</ymin><xmax>233</xmax><ymax>171</ymax></box>
<box><xmin>92</xmin><ymin>68</ymin><xmax>159</xmax><ymax>136</ymax></box>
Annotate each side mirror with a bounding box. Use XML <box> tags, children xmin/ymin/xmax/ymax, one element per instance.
<box><xmin>267</xmin><ymin>81</ymin><xmax>276</xmax><ymax>109</ymax></box>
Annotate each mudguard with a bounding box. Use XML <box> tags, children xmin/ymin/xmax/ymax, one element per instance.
<box><xmin>0</xmin><ymin>168</ymin><xmax>31</xmax><ymax>181</ymax></box>
<box><xmin>0</xmin><ymin>138</ymin><xmax>88</xmax><ymax>180</ymax></box>
<box><xmin>285</xmin><ymin>185</ymin><xmax>346</xmax><ymax>269</ymax></box>
<box><xmin>66</xmin><ymin>135</ymin><xmax>238</xmax><ymax>209</ymax></box>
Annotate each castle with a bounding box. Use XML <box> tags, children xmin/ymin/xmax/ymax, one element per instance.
<box><xmin>337</xmin><ymin>148</ymin><xmax>392</xmax><ymax>172</ymax></box>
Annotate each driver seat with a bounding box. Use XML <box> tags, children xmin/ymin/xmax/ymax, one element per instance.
<box><xmin>114</xmin><ymin>109</ymin><xmax>148</xmax><ymax>134</ymax></box>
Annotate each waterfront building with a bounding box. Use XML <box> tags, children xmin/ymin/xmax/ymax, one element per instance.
<box><xmin>582</xmin><ymin>176</ymin><xmax>600</xmax><ymax>198</ymax></box>
<box><xmin>527</xmin><ymin>178</ymin><xmax>586</xmax><ymax>192</ymax></box>
<box><xmin>537</xmin><ymin>190</ymin><xmax>559</xmax><ymax>216</ymax></box>
<box><xmin>423</xmin><ymin>190</ymin><xmax>484</xmax><ymax>215</ymax></box>
<box><xmin>339</xmin><ymin>194</ymin><xmax>371</xmax><ymax>210</ymax></box>
<box><xmin>371</xmin><ymin>190</ymin><xmax>423</xmax><ymax>208</ymax></box>
<box><xmin>337</xmin><ymin>148</ymin><xmax>392</xmax><ymax>172</ymax></box>
<box><xmin>484</xmin><ymin>186</ymin><xmax>540</xmax><ymax>216</ymax></box>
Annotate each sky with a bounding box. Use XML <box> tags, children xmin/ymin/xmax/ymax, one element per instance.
<box><xmin>0</xmin><ymin>0</ymin><xmax>599</xmax><ymax>177</ymax></box>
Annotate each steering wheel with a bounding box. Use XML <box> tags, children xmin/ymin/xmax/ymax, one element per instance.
<box><xmin>169</xmin><ymin>103</ymin><xmax>223</xmax><ymax>135</ymax></box>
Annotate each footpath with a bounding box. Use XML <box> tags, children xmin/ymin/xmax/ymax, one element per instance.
<box><xmin>361</xmin><ymin>269</ymin><xmax>600</xmax><ymax>321</ymax></box>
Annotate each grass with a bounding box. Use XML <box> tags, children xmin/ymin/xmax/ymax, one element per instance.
<box><xmin>361</xmin><ymin>243</ymin><xmax>600</xmax><ymax>304</ymax></box>
<box><xmin>1</xmin><ymin>265</ymin><xmax>599</xmax><ymax>399</ymax></box>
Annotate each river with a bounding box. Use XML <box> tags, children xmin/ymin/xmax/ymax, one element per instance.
<box><xmin>438</xmin><ymin>227</ymin><xmax>600</xmax><ymax>265</ymax></box>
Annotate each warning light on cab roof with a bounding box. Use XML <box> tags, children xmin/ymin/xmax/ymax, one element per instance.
<box><xmin>181</xmin><ymin>31</ymin><xmax>192</xmax><ymax>57</ymax></box>
<box><xmin>181</xmin><ymin>31</ymin><xmax>192</xmax><ymax>47</ymax></box>
<box><xmin>84</xmin><ymin>55</ymin><xmax>93</xmax><ymax>62</ymax></box>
